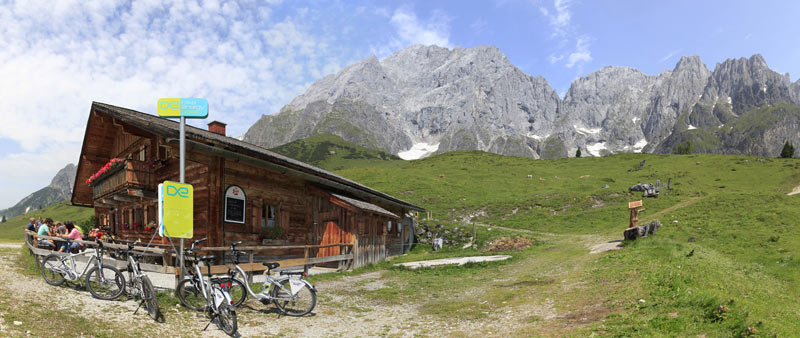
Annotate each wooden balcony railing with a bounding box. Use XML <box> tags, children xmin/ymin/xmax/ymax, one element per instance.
<box><xmin>92</xmin><ymin>159</ymin><xmax>154</xmax><ymax>200</ymax></box>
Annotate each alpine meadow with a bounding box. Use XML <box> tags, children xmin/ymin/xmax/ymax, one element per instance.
<box><xmin>4</xmin><ymin>1</ymin><xmax>800</xmax><ymax>337</ymax></box>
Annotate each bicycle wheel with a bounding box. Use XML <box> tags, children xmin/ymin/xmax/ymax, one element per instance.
<box><xmin>141</xmin><ymin>275</ymin><xmax>161</xmax><ymax>321</ymax></box>
<box><xmin>176</xmin><ymin>278</ymin><xmax>205</xmax><ymax>311</ymax></box>
<box><xmin>270</xmin><ymin>278</ymin><xmax>317</xmax><ymax>316</ymax></box>
<box><xmin>85</xmin><ymin>264</ymin><xmax>125</xmax><ymax>300</ymax></box>
<box><xmin>216</xmin><ymin>303</ymin><xmax>238</xmax><ymax>337</ymax></box>
<box><xmin>41</xmin><ymin>254</ymin><xmax>67</xmax><ymax>286</ymax></box>
<box><xmin>216</xmin><ymin>277</ymin><xmax>247</xmax><ymax>307</ymax></box>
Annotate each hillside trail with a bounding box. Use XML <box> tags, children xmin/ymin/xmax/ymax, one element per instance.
<box><xmin>474</xmin><ymin>195</ymin><xmax>706</xmax><ymax>255</ymax></box>
<box><xmin>788</xmin><ymin>184</ymin><xmax>800</xmax><ymax>195</ymax></box>
<box><xmin>641</xmin><ymin>196</ymin><xmax>704</xmax><ymax>223</ymax></box>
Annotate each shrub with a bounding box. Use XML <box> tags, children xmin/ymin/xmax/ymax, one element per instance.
<box><xmin>77</xmin><ymin>215</ymin><xmax>97</xmax><ymax>234</ymax></box>
<box><xmin>780</xmin><ymin>141</ymin><xmax>794</xmax><ymax>158</ymax></box>
<box><xmin>674</xmin><ymin>140</ymin><xmax>694</xmax><ymax>155</ymax></box>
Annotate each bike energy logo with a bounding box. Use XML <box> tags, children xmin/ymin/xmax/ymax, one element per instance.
<box><xmin>158</xmin><ymin>181</ymin><xmax>194</xmax><ymax>238</ymax></box>
<box><xmin>157</xmin><ymin>98</ymin><xmax>208</xmax><ymax>118</ymax></box>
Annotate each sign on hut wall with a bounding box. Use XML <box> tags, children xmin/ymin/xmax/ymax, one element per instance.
<box><xmin>224</xmin><ymin>185</ymin><xmax>246</xmax><ymax>224</ymax></box>
<box><xmin>158</xmin><ymin>181</ymin><xmax>194</xmax><ymax>238</ymax></box>
<box><xmin>157</xmin><ymin>98</ymin><xmax>209</xmax><ymax>118</ymax></box>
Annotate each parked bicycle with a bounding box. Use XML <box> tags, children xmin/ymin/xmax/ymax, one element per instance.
<box><xmin>40</xmin><ymin>238</ymin><xmax>125</xmax><ymax>300</ymax></box>
<box><xmin>225</xmin><ymin>241</ymin><xmax>317</xmax><ymax>316</ymax></box>
<box><xmin>175</xmin><ymin>238</ymin><xmax>238</xmax><ymax>337</ymax></box>
<box><xmin>121</xmin><ymin>244</ymin><xmax>162</xmax><ymax>322</ymax></box>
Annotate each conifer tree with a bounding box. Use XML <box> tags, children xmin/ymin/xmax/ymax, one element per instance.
<box><xmin>780</xmin><ymin>141</ymin><xmax>794</xmax><ymax>158</ymax></box>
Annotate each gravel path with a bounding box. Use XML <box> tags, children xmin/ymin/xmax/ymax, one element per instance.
<box><xmin>0</xmin><ymin>247</ymin><xmax>434</xmax><ymax>337</ymax></box>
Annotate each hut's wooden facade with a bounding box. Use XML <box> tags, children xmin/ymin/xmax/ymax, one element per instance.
<box><xmin>71</xmin><ymin>102</ymin><xmax>423</xmax><ymax>268</ymax></box>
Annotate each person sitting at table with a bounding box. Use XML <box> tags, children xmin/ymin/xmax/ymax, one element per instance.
<box><xmin>59</xmin><ymin>221</ymin><xmax>84</xmax><ymax>253</ymax></box>
<box><xmin>26</xmin><ymin>218</ymin><xmax>37</xmax><ymax>232</ymax></box>
<box><xmin>25</xmin><ymin>218</ymin><xmax>37</xmax><ymax>244</ymax></box>
<box><xmin>37</xmin><ymin>218</ymin><xmax>55</xmax><ymax>249</ymax></box>
<box><xmin>53</xmin><ymin>222</ymin><xmax>67</xmax><ymax>249</ymax></box>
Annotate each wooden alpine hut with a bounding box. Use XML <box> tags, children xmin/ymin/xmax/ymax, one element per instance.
<box><xmin>71</xmin><ymin>102</ymin><xmax>423</xmax><ymax>269</ymax></box>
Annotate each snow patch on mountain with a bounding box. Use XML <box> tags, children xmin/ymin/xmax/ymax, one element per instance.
<box><xmin>586</xmin><ymin>142</ymin><xmax>607</xmax><ymax>157</ymax></box>
<box><xmin>398</xmin><ymin>142</ymin><xmax>440</xmax><ymax>160</ymax></box>
<box><xmin>574</xmin><ymin>125</ymin><xmax>602</xmax><ymax>135</ymax></box>
<box><xmin>633</xmin><ymin>139</ymin><xmax>648</xmax><ymax>152</ymax></box>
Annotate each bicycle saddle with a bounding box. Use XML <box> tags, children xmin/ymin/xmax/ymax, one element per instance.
<box><xmin>198</xmin><ymin>255</ymin><xmax>216</xmax><ymax>261</ymax></box>
<box><xmin>262</xmin><ymin>262</ymin><xmax>280</xmax><ymax>270</ymax></box>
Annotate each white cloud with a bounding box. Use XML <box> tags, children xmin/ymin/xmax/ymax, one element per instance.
<box><xmin>0</xmin><ymin>0</ymin><xmax>350</xmax><ymax>208</ymax></box>
<box><xmin>566</xmin><ymin>37</ymin><xmax>592</xmax><ymax>68</ymax></box>
<box><xmin>471</xmin><ymin>18</ymin><xmax>489</xmax><ymax>34</ymax></box>
<box><xmin>539</xmin><ymin>0</ymin><xmax>572</xmax><ymax>37</ymax></box>
<box><xmin>372</xmin><ymin>6</ymin><xmax>452</xmax><ymax>58</ymax></box>
<box><xmin>548</xmin><ymin>53</ymin><xmax>565</xmax><ymax>64</ymax></box>
<box><xmin>391</xmin><ymin>7</ymin><xmax>452</xmax><ymax>47</ymax></box>
<box><xmin>659</xmin><ymin>49</ymin><xmax>682</xmax><ymax>63</ymax></box>
<box><xmin>539</xmin><ymin>0</ymin><xmax>590</xmax><ymax>70</ymax></box>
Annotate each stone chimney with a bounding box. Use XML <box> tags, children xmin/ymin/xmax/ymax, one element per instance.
<box><xmin>208</xmin><ymin>121</ymin><xmax>226</xmax><ymax>136</ymax></box>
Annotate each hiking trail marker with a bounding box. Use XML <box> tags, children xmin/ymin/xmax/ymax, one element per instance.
<box><xmin>628</xmin><ymin>200</ymin><xmax>644</xmax><ymax>228</ymax></box>
<box><xmin>157</xmin><ymin>98</ymin><xmax>208</xmax><ymax>285</ymax></box>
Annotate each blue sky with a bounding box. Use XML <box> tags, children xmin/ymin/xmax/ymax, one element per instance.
<box><xmin>1</xmin><ymin>0</ymin><xmax>799</xmax><ymax>209</ymax></box>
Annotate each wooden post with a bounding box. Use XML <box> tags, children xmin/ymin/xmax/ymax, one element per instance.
<box><xmin>628</xmin><ymin>200</ymin><xmax>645</xmax><ymax>228</ymax></box>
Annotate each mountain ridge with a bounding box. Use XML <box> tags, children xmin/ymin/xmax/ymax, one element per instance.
<box><xmin>0</xmin><ymin>163</ymin><xmax>76</xmax><ymax>219</ymax></box>
<box><xmin>244</xmin><ymin>45</ymin><xmax>800</xmax><ymax>159</ymax></box>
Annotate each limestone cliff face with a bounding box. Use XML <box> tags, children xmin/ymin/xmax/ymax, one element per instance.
<box><xmin>244</xmin><ymin>45</ymin><xmax>799</xmax><ymax>159</ymax></box>
<box><xmin>245</xmin><ymin>45</ymin><xmax>560</xmax><ymax>159</ymax></box>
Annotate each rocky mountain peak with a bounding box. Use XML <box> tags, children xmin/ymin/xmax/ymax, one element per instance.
<box><xmin>748</xmin><ymin>53</ymin><xmax>768</xmax><ymax>68</ymax></box>
<box><xmin>0</xmin><ymin>162</ymin><xmax>76</xmax><ymax>219</ymax></box>
<box><xmin>48</xmin><ymin>163</ymin><xmax>76</xmax><ymax>198</ymax></box>
<box><xmin>245</xmin><ymin>45</ymin><xmax>799</xmax><ymax>161</ymax></box>
<box><xmin>673</xmin><ymin>55</ymin><xmax>705</xmax><ymax>72</ymax></box>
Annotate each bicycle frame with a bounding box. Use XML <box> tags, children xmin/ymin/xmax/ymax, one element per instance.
<box><xmin>183</xmin><ymin>241</ymin><xmax>233</xmax><ymax>312</ymax></box>
<box><xmin>229</xmin><ymin>264</ymin><xmax>269</xmax><ymax>299</ymax></box>
<box><xmin>124</xmin><ymin>250</ymin><xmax>145</xmax><ymax>296</ymax></box>
<box><xmin>227</xmin><ymin>254</ymin><xmax>315</xmax><ymax>302</ymax></box>
<box><xmin>52</xmin><ymin>247</ymin><xmax>102</xmax><ymax>283</ymax></box>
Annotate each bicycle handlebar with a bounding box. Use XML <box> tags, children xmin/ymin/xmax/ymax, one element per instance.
<box><xmin>188</xmin><ymin>238</ymin><xmax>208</xmax><ymax>252</ymax></box>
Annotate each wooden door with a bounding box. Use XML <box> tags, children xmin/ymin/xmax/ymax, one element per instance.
<box><xmin>317</xmin><ymin>221</ymin><xmax>342</xmax><ymax>258</ymax></box>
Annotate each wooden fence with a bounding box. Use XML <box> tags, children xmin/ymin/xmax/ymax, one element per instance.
<box><xmin>24</xmin><ymin>231</ymin><xmax>353</xmax><ymax>287</ymax></box>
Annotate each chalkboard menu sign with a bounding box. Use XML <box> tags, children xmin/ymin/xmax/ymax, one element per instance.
<box><xmin>224</xmin><ymin>185</ymin><xmax>246</xmax><ymax>224</ymax></box>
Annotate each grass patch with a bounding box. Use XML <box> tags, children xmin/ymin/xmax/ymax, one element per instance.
<box><xmin>0</xmin><ymin>201</ymin><xmax>94</xmax><ymax>241</ymax></box>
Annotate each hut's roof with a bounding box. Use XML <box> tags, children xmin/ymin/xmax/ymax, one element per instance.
<box><xmin>77</xmin><ymin>102</ymin><xmax>423</xmax><ymax>212</ymax></box>
<box><xmin>330</xmin><ymin>193</ymin><xmax>399</xmax><ymax>219</ymax></box>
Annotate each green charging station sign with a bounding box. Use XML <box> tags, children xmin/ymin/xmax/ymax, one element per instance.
<box><xmin>158</xmin><ymin>181</ymin><xmax>194</xmax><ymax>238</ymax></box>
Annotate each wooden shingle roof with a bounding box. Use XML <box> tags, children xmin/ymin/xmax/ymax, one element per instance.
<box><xmin>75</xmin><ymin>102</ymin><xmax>424</xmax><ymax>212</ymax></box>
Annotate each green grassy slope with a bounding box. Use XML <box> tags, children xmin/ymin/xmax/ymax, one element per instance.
<box><xmin>269</xmin><ymin>133</ymin><xmax>399</xmax><ymax>171</ymax></box>
<box><xmin>0</xmin><ymin>186</ymin><xmax>63</xmax><ymax>220</ymax></box>
<box><xmin>0</xmin><ymin>201</ymin><xmax>94</xmax><ymax>242</ymax></box>
<box><xmin>330</xmin><ymin>151</ymin><xmax>800</xmax><ymax>336</ymax></box>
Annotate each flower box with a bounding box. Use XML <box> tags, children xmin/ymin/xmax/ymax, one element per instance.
<box><xmin>86</xmin><ymin>158</ymin><xmax>125</xmax><ymax>186</ymax></box>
